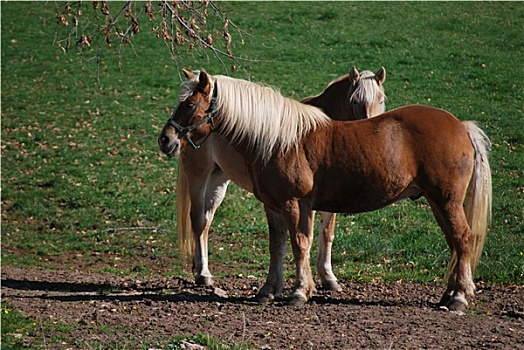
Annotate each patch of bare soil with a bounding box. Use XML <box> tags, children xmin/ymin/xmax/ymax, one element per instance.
<box><xmin>2</xmin><ymin>265</ymin><xmax>523</xmax><ymax>349</ymax></box>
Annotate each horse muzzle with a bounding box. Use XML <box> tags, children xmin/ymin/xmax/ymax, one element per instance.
<box><xmin>158</xmin><ymin>135</ymin><xmax>180</xmax><ymax>158</ymax></box>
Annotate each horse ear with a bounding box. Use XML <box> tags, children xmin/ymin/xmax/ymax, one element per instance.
<box><xmin>182</xmin><ymin>69</ymin><xmax>195</xmax><ymax>80</ymax></box>
<box><xmin>197</xmin><ymin>70</ymin><xmax>212</xmax><ymax>95</ymax></box>
<box><xmin>375</xmin><ymin>67</ymin><xmax>386</xmax><ymax>86</ymax></box>
<box><xmin>349</xmin><ymin>66</ymin><xmax>360</xmax><ymax>86</ymax></box>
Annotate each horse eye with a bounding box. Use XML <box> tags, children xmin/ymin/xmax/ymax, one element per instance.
<box><xmin>186</xmin><ymin>102</ymin><xmax>195</xmax><ymax>108</ymax></box>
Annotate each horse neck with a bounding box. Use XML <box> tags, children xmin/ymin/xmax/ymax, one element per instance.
<box><xmin>302</xmin><ymin>76</ymin><xmax>354</xmax><ymax>121</ymax></box>
<box><xmin>214</xmin><ymin>122</ymin><xmax>260</xmax><ymax>166</ymax></box>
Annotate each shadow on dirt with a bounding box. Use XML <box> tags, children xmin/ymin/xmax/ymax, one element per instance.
<box><xmin>2</xmin><ymin>278</ymin><xmax>112</xmax><ymax>293</ymax></box>
<box><xmin>2</xmin><ymin>277</ymin><xmax>439</xmax><ymax>309</ymax></box>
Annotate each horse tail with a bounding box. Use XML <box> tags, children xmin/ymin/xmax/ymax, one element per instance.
<box><xmin>448</xmin><ymin>121</ymin><xmax>492</xmax><ymax>278</ymax></box>
<box><xmin>177</xmin><ymin>159</ymin><xmax>195</xmax><ymax>259</ymax></box>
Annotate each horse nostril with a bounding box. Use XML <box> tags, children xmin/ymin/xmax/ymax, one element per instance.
<box><xmin>159</xmin><ymin>136</ymin><xmax>169</xmax><ymax>146</ymax></box>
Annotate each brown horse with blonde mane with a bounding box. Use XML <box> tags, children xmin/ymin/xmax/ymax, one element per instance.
<box><xmin>175</xmin><ymin>67</ymin><xmax>386</xmax><ymax>297</ymax></box>
<box><xmin>159</xmin><ymin>70</ymin><xmax>491</xmax><ymax>311</ymax></box>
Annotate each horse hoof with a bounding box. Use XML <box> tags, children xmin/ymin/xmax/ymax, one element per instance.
<box><xmin>447</xmin><ymin>299</ymin><xmax>467</xmax><ymax>313</ymax></box>
<box><xmin>288</xmin><ymin>292</ymin><xmax>308</xmax><ymax>307</ymax></box>
<box><xmin>195</xmin><ymin>275</ymin><xmax>213</xmax><ymax>286</ymax></box>
<box><xmin>438</xmin><ymin>293</ymin><xmax>452</xmax><ymax>307</ymax></box>
<box><xmin>321</xmin><ymin>280</ymin><xmax>342</xmax><ymax>292</ymax></box>
<box><xmin>255</xmin><ymin>288</ymin><xmax>276</xmax><ymax>303</ymax></box>
<box><xmin>254</xmin><ymin>293</ymin><xmax>275</xmax><ymax>304</ymax></box>
<box><xmin>438</xmin><ymin>295</ymin><xmax>467</xmax><ymax>313</ymax></box>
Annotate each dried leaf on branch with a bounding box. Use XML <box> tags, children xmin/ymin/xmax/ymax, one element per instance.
<box><xmin>53</xmin><ymin>0</ymin><xmax>250</xmax><ymax>82</ymax></box>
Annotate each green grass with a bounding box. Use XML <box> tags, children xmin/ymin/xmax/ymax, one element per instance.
<box><xmin>167</xmin><ymin>335</ymin><xmax>255</xmax><ymax>350</ymax></box>
<box><xmin>2</xmin><ymin>302</ymin><xmax>251</xmax><ymax>350</ymax></box>
<box><xmin>1</xmin><ymin>302</ymin><xmax>77</xmax><ymax>350</ymax></box>
<box><xmin>1</xmin><ymin>303</ymin><xmax>39</xmax><ymax>350</ymax></box>
<box><xmin>2</xmin><ymin>1</ymin><xmax>524</xmax><ymax>349</ymax></box>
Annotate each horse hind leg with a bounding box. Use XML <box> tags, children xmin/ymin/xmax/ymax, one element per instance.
<box><xmin>427</xmin><ymin>198</ymin><xmax>475</xmax><ymax>312</ymax></box>
<box><xmin>317</xmin><ymin>212</ymin><xmax>342</xmax><ymax>292</ymax></box>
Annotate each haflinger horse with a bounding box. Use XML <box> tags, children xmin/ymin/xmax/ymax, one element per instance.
<box><xmin>175</xmin><ymin>67</ymin><xmax>386</xmax><ymax>297</ymax></box>
<box><xmin>159</xmin><ymin>70</ymin><xmax>491</xmax><ymax>312</ymax></box>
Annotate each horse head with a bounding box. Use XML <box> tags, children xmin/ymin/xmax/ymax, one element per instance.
<box><xmin>158</xmin><ymin>69</ymin><xmax>216</xmax><ymax>157</ymax></box>
<box><xmin>348</xmin><ymin>66</ymin><xmax>386</xmax><ymax>119</ymax></box>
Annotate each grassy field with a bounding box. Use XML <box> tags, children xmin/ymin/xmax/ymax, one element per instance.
<box><xmin>2</xmin><ymin>1</ymin><xmax>523</xmax><ymax>348</ymax></box>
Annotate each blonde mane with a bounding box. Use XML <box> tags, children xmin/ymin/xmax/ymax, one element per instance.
<box><xmin>349</xmin><ymin>70</ymin><xmax>386</xmax><ymax>106</ymax></box>
<box><xmin>181</xmin><ymin>73</ymin><xmax>332</xmax><ymax>163</ymax></box>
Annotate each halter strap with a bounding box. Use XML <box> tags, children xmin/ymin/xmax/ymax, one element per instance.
<box><xmin>167</xmin><ymin>82</ymin><xmax>218</xmax><ymax>150</ymax></box>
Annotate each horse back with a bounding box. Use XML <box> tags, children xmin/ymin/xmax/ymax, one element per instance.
<box><xmin>377</xmin><ymin>105</ymin><xmax>475</xmax><ymax>170</ymax></box>
<box><xmin>336</xmin><ymin>105</ymin><xmax>472</xmax><ymax>161</ymax></box>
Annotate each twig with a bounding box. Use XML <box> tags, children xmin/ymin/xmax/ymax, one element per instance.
<box><xmin>242</xmin><ymin>311</ymin><xmax>246</xmax><ymax>343</ymax></box>
<box><xmin>39</xmin><ymin>320</ymin><xmax>48</xmax><ymax>350</ymax></box>
<box><xmin>104</xmin><ymin>227</ymin><xmax>169</xmax><ymax>233</ymax></box>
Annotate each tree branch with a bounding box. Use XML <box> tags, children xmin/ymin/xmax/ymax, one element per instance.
<box><xmin>52</xmin><ymin>1</ymin><xmax>255</xmax><ymax>84</ymax></box>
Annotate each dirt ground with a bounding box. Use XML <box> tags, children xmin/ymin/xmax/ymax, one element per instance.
<box><xmin>2</xmin><ymin>265</ymin><xmax>523</xmax><ymax>350</ymax></box>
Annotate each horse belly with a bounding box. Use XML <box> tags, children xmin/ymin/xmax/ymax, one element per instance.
<box><xmin>312</xmin><ymin>172</ymin><xmax>419</xmax><ymax>214</ymax></box>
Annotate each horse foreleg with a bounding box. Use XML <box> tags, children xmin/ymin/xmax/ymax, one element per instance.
<box><xmin>317</xmin><ymin>211</ymin><xmax>341</xmax><ymax>292</ymax></box>
<box><xmin>190</xmin><ymin>171</ymin><xmax>230</xmax><ymax>286</ymax></box>
<box><xmin>256</xmin><ymin>205</ymin><xmax>287</xmax><ymax>302</ymax></box>
<box><xmin>284</xmin><ymin>200</ymin><xmax>316</xmax><ymax>306</ymax></box>
<box><xmin>191</xmin><ymin>208</ymin><xmax>213</xmax><ymax>286</ymax></box>
<box><xmin>428</xmin><ymin>199</ymin><xmax>475</xmax><ymax>312</ymax></box>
